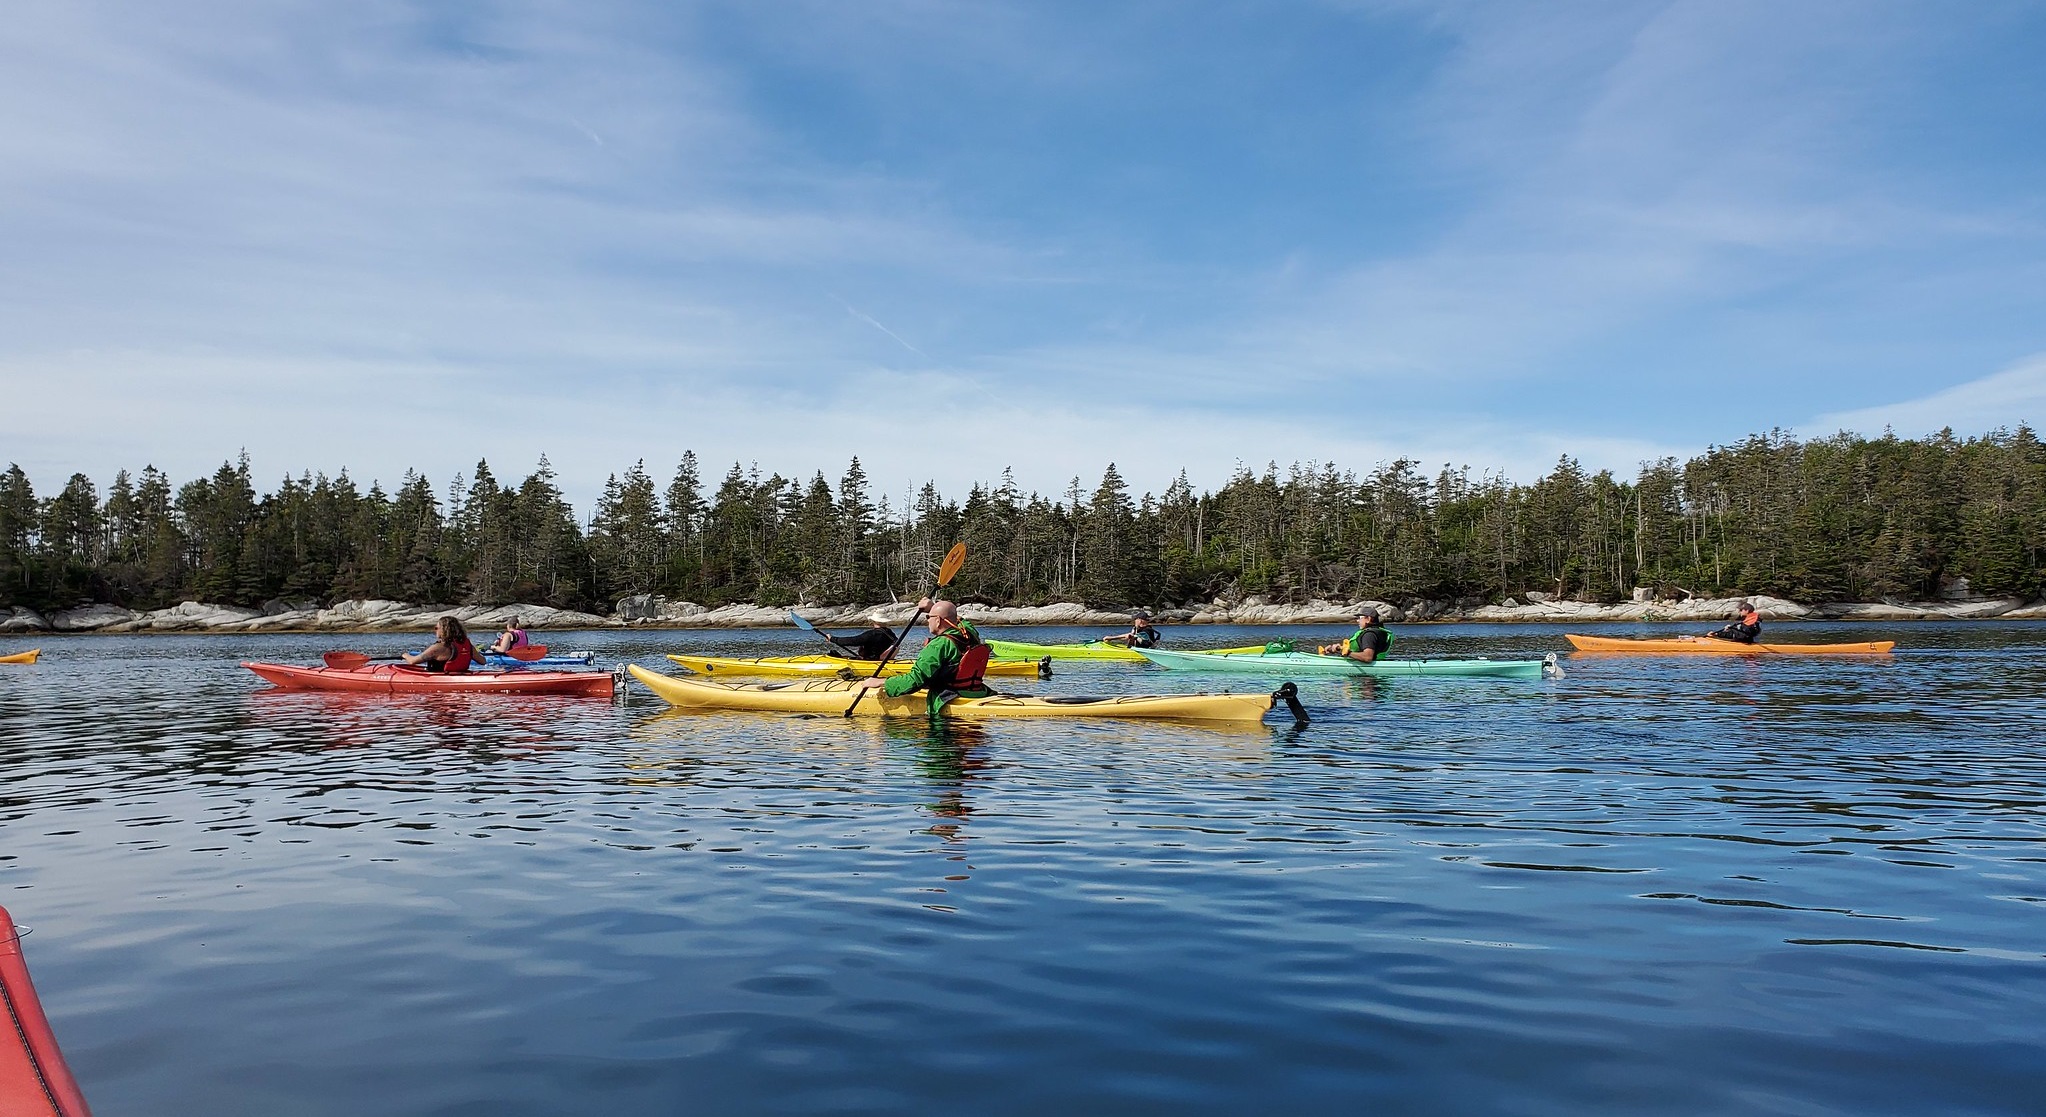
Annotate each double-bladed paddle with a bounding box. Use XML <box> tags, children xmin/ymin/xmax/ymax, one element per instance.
<box><xmin>788</xmin><ymin>612</ymin><xmax>844</xmax><ymax>655</ymax></box>
<box><xmin>843</xmin><ymin>541</ymin><xmax>966</xmax><ymax>717</ymax></box>
<box><xmin>322</xmin><ymin>644</ymin><xmax>548</xmax><ymax>670</ymax></box>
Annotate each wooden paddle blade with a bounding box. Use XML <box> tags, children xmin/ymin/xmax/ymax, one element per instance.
<box><xmin>322</xmin><ymin>651</ymin><xmax>370</xmax><ymax>670</ymax></box>
<box><xmin>938</xmin><ymin>541</ymin><xmax>967</xmax><ymax>585</ymax></box>
<box><xmin>503</xmin><ymin>645</ymin><xmax>548</xmax><ymax>661</ymax></box>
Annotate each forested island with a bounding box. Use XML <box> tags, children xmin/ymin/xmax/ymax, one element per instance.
<box><xmin>4</xmin><ymin>427</ymin><xmax>2044</xmax><ymax>626</ymax></box>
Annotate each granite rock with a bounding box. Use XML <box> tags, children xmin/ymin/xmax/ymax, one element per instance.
<box><xmin>50</xmin><ymin>604</ymin><xmax>135</xmax><ymax>631</ymax></box>
<box><xmin>2</xmin><ymin>606</ymin><xmax>50</xmax><ymax>632</ymax></box>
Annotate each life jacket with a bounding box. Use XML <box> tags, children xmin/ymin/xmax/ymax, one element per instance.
<box><xmin>1348</xmin><ymin>626</ymin><xmax>1393</xmax><ymax>656</ymax></box>
<box><xmin>933</xmin><ymin>624</ymin><xmax>989</xmax><ymax>692</ymax></box>
<box><xmin>1130</xmin><ymin>627</ymin><xmax>1160</xmax><ymax>648</ymax></box>
<box><xmin>443</xmin><ymin>637</ymin><xmax>475</xmax><ymax>675</ymax></box>
<box><xmin>504</xmin><ymin>628</ymin><xmax>529</xmax><ymax>650</ymax></box>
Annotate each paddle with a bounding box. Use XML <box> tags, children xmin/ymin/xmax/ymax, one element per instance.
<box><xmin>322</xmin><ymin>644</ymin><xmax>546</xmax><ymax>671</ymax></box>
<box><xmin>322</xmin><ymin>650</ymin><xmax>392</xmax><ymax>670</ymax></box>
<box><xmin>788</xmin><ymin>613</ymin><xmax>844</xmax><ymax>656</ymax></box>
<box><xmin>844</xmin><ymin>541</ymin><xmax>967</xmax><ymax>717</ymax></box>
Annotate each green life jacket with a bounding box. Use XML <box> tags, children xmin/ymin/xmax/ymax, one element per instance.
<box><xmin>1346</xmin><ymin>626</ymin><xmax>1395</xmax><ymax>655</ymax></box>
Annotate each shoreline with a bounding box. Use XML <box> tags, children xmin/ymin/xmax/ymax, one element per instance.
<box><xmin>8</xmin><ymin>592</ymin><xmax>2046</xmax><ymax>636</ymax></box>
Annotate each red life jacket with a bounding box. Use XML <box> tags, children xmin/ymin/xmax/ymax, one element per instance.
<box><xmin>444</xmin><ymin>638</ymin><xmax>475</xmax><ymax>675</ymax></box>
<box><xmin>935</xmin><ymin>626</ymin><xmax>989</xmax><ymax>692</ymax></box>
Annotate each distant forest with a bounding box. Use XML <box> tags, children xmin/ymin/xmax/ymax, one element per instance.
<box><xmin>3</xmin><ymin>427</ymin><xmax>2043</xmax><ymax>614</ymax></box>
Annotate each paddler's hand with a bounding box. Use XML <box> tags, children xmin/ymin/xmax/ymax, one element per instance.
<box><xmin>857</xmin><ymin>677</ymin><xmax>889</xmax><ymax>691</ymax></box>
<box><xmin>916</xmin><ymin>596</ymin><xmax>934</xmax><ymax>612</ymax></box>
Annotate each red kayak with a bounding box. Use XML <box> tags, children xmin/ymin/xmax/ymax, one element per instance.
<box><xmin>2</xmin><ymin>906</ymin><xmax>92</xmax><ymax>1116</ymax></box>
<box><xmin>243</xmin><ymin>661</ymin><xmax>614</xmax><ymax>697</ymax></box>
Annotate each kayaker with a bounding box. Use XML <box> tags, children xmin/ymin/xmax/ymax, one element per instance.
<box><xmin>826</xmin><ymin>618</ymin><xmax>901</xmax><ymax>660</ymax></box>
<box><xmin>1100</xmin><ymin>613</ymin><xmax>1163</xmax><ymax>649</ymax></box>
<box><xmin>1705</xmin><ymin>600</ymin><xmax>1763</xmax><ymax>644</ymax></box>
<box><xmin>856</xmin><ymin>600</ymin><xmax>994</xmax><ymax>702</ymax></box>
<box><xmin>1317</xmin><ymin>611</ymin><xmax>1389</xmax><ymax>663</ymax></box>
<box><xmin>489</xmin><ymin>616</ymin><xmax>530</xmax><ymax>655</ymax></box>
<box><xmin>404</xmin><ymin>616</ymin><xmax>476</xmax><ymax>673</ymax></box>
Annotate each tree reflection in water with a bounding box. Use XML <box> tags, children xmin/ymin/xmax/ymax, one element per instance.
<box><xmin>878</xmin><ymin>715</ymin><xmax>991</xmax><ymax>844</ymax></box>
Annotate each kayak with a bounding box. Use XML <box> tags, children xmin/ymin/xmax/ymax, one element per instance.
<box><xmin>1564</xmin><ymin>635</ymin><xmax>1895</xmax><ymax>655</ymax></box>
<box><xmin>1139</xmin><ymin>647</ymin><xmax>1551</xmax><ymax>678</ymax></box>
<box><xmin>483</xmin><ymin>652</ymin><xmax>596</xmax><ymax>669</ymax></box>
<box><xmin>244</xmin><ymin>661</ymin><xmax>615</xmax><ymax>697</ymax></box>
<box><xmin>0</xmin><ymin>649</ymin><xmax>38</xmax><ymax>665</ymax></box>
<box><xmin>665</xmin><ymin>653</ymin><xmax>1050</xmax><ymax>679</ymax></box>
<box><xmin>983</xmin><ymin>638</ymin><xmax>1271</xmax><ymax>662</ymax></box>
<box><xmin>2</xmin><ymin>905</ymin><xmax>92</xmax><ymax>1117</ymax></box>
<box><xmin>627</xmin><ymin>664</ymin><xmax>1288</xmax><ymax>722</ymax></box>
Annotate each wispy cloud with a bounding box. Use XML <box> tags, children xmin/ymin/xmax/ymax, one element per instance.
<box><xmin>1810</xmin><ymin>353</ymin><xmax>2046</xmax><ymax>439</ymax></box>
<box><xmin>833</xmin><ymin>297</ymin><xmax>929</xmax><ymax>360</ymax></box>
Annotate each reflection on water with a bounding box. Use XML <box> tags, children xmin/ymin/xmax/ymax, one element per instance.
<box><xmin>880</xmin><ymin>716</ymin><xmax>990</xmax><ymax>841</ymax></box>
<box><xmin>2</xmin><ymin>624</ymin><xmax>2045</xmax><ymax>1115</ymax></box>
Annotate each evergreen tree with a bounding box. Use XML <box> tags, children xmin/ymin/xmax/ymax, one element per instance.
<box><xmin>0</xmin><ymin>465</ymin><xmax>39</xmax><ymax>603</ymax></box>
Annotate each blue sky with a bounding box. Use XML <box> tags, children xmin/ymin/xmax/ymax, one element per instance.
<box><xmin>4</xmin><ymin>0</ymin><xmax>2044</xmax><ymax>511</ymax></box>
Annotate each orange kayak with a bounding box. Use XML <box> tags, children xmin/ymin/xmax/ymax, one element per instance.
<box><xmin>0</xmin><ymin>649</ymin><xmax>38</xmax><ymax>665</ymax></box>
<box><xmin>243</xmin><ymin>661</ymin><xmax>615</xmax><ymax>696</ymax></box>
<box><xmin>2</xmin><ymin>905</ymin><xmax>92</xmax><ymax>1116</ymax></box>
<box><xmin>1565</xmin><ymin>634</ymin><xmax>1894</xmax><ymax>655</ymax></box>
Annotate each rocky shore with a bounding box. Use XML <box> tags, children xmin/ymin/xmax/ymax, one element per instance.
<box><xmin>8</xmin><ymin>591</ymin><xmax>2046</xmax><ymax>635</ymax></box>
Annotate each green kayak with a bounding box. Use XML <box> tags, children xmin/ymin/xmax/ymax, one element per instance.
<box><xmin>1138</xmin><ymin>647</ymin><xmax>1553</xmax><ymax>679</ymax></box>
<box><xmin>985</xmin><ymin>638</ymin><xmax>1273</xmax><ymax>662</ymax></box>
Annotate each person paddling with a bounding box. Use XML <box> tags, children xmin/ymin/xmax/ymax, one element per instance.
<box><xmin>1100</xmin><ymin>613</ymin><xmax>1163</xmax><ymax>649</ymax></box>
<box><xmin>1705</xmin><ymin>600</ymin><xmax>1763</xmax><ymax>644</ymax></box>
<box><xmin>405</xmin><ymin>616</ymin><xmax>476</xmax><ymax>674</ymax></box>
<box><xmin>1317</xmin><ymin>611</ymin><xmax>1390</xmax><ymax>663</ymax></box>
<box><xmin>489</xmin><ymin>615</ymin><xmax>530</xmax><ymax>655</ymax></box>
<box><xmin>826</xmin><ymin>618</ymin><xmax>902</xmax><ymax>660</ymax></box>
<box><xmin>856</xmin><ymin>600</ymin><xmax>993</xmax><ymax>704</ymax></box>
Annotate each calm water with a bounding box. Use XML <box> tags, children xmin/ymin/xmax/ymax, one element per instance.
<box><xmin>2</xmin><ymin>623</ymin><xmax>2043</xmax><ymax>1115</ymax></box>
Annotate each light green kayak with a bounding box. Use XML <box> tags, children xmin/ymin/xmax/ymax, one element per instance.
<box><xmin>1139</xmin><ymin>647</ymin><xmax>1553</xmax><ymax>679</ymax></box>
<box><xmin>983</xmin><ymin>638</ymin><xmax>1272</xmax><ymax>663</ymax></box>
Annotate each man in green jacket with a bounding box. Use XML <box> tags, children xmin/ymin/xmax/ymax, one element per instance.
<box><xmin>856</xmin><ymin>599</ymin><xmax>994</xmax><ymax>701</ymax></box>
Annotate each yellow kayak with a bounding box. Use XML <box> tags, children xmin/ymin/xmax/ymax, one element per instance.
<box><xmin>0</xmin><ymin>648</ymin><xmax>39</xmax><ymax>665</ymax></box>
<box><xmin>666</xmin><ymin>653</ymin><xmax>1050</xmax><ymax>678</ymax></box>
<box><xmin>983</xmin><ymin>639</ymin><xmax>1272</xmax><ymax>662</ymax></box>
<box><xmin>1565</xmin><ymin>634</ymin><xmax>1895</xmax><ymax>655</ymax></box>
<box><xmin>627</xmin><ymin>664</ymin><xmax>1288</xmax><ymax>722</ymax></box>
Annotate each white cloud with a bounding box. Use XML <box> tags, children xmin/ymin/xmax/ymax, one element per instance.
<box><xmin>1809</xmin><ymin>353</ymin><xmax>2046</xmax><ymax>439</ymax></box>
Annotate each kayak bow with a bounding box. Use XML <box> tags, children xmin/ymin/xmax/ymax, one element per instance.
<box><xmin>2</xmin><ymin>905</ymin><xmax>92</xmax><ymax>1116</ymax></box>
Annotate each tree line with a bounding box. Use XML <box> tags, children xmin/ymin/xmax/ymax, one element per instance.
<box><xmin>3</xmin><ymin>426</ymin><xmax>2043</xmax><ymax>615</ymax></box>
